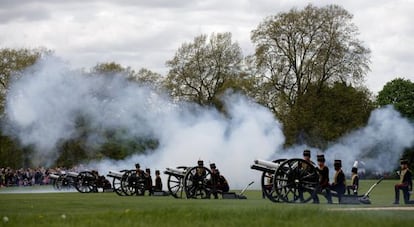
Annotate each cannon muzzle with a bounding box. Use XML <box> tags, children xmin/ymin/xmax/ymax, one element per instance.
<box><xmin>49</xmin><ymin>173</ymin><xmax>60</xmax><ymax>179</ymax></box>
<box><xmin>107</xmin><ymin>170</ymin><xmax>124</xmax><ymax>178</ymax></box>
<box><xmin>66</xmin><ymin>172</ymin><xmax>79</xmax><ymax>178</ymax></box>
<box><xmin>164</xmin><ymin>167</ymin><xmax>186</xmax><ymax>177</ymax></box>
<box><xmin>254</xmin><ymin>159</ymin><xmax>281</xmax><ymax>169</ymax></box>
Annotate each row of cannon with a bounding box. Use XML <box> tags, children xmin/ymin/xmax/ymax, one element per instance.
<box><xmin>48</xmin><ymin>157</ymin><xmax>376</xmax><ymax>203</ymax></box>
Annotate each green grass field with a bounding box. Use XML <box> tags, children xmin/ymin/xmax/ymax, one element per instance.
<box><xmin>0</xmin><ymin>179</ymin><xmax>413</xmax><ymax>227</ymax></box>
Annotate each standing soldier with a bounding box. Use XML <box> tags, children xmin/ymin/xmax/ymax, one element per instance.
<box><xmin>154</xmin><ymin>170</ymin><xmax>163</xmax><ymax>191</ymax></box>
<box><xmin>312</xmin><ymin>154</ymin><xmax>332</xmax><ymax>204</ymax></box>
<box><xmin>299</xmin><ymin>149</ymin><xmax>313</xmax><ymax>202</ymax></box>
<box><xmin>134</xmin><ymin>163</ymin><xmax>145</xmax><ymax>195</ymax></box>
<box><xmin>208</xmin><ymin>163</ymin><xmax>220</xmax><ymax>199</ymax></box>
<box><xmin>144</xmin><ymin>168</ymin><xmax>153</xmax><ymax>196</ymax></box>
<box><xmin>347</xmin><ymin>167</ymin><xmax>359</xmax><ymax>195</ymax></box>
<box><xmin>330</xmin><ymin>160</ymin><xmax>346</xmax><ymax>203</ymax></box>
<box><xmin>394</xmin><ymin>159</ymin><xmax>413</xmax><ymax>204</ymax></box>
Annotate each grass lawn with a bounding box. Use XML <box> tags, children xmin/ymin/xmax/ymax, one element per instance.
<box><xmin>0</xmin><ymin>179</ymin><xmax>413</xmax><ymax>227</ymax></box>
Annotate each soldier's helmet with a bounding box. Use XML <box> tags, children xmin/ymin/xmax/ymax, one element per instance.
<box><xmin>198</xmin><ymin>160</ymin><xmax>204</xmax><ymax>167</ymax></box>
<box><xmin>135</xmin><ymin>163</ymin><xmax>140</xmax><ymax>169</ymax></box>
<box><xmin>146</xmin><ymin>168</ymin><xmax>150</xmax><ymax>173</ymax></box>
<box><xmin>317</xmin><ymin>154</ymin><xmax>325</xmax><ymax>163</ymax></box>
<box><xmin>400</xmin><ymin>159</ymin><xmax>409</xmax><ymax>165</ymax></box>
<box><xmin>155</xmin><ymin>170</ymin><xmax>160</xmax><ymax>175</ymax></box>
<box><xmin>334</xmin><ymin>160</ymin><xmax>342</xmax><ymax>168</ymax></box>
<box><xmin>210</xmin><ymin>163</ymin><xmax>216</xmax><ymax>169</ymax></box>
<box><xmin>303</xmin><ymin>150</ymin><xmax>311</xmax><ymax>158</ymax></box>
<box><xmin>351</xmin><ymin>167</ymin><xmax>358</xmax><ymax>173</ymax></box>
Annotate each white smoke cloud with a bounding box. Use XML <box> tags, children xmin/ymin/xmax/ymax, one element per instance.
<box><xmin>4</xmin><ymin>56</ymin><xmax>284</xmax><ymax>189</ymax></box>
<box><xmin>4</xmin><ymin>56</ymin><xmax>414</xmax><ymax>190</ymax></box>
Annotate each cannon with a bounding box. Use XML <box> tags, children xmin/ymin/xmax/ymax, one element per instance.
<box><xmin>72</xmin><ymin>171</ymin><xmax>112</xmax><ymax>193</ymax></box>
<box><xmin>107</xmin><ymin>169</ymin><xmax>146</xmax><ymax>196</ymax></box>
<box><xmin>49</xmin><ymin>172</ymin><xmax>75</xmax><ymax>191</ymax></box>
<box><xmin>251</xmin><ymin>158</ymin><xmax>319</xmax><ymax>203</ymax></box>
<box><xmin>164</xmin><ymin>164</ymin><xmax>217</xmax><ymax>199</ymax></box>
<box><xmin>163</xmin><ymin>166</ymin><xmax>188</xmax><ymax>198</ymax></box>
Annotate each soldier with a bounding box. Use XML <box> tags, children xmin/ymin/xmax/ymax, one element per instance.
<box><xmin>144</xmin><ymin>168</ymin><xmax>153</xmax><ymax>196</ymax></box>
<box><xmin>134</xmin><ymin>163</ymin><xmax>145</xmax><ymax>195</ymax></box>
<box><xmin>299</xmin><ymin>149</ymin><xmax>313</xmax><ymax>202</ymax></box>
<box><xmin>154</xmin><ymin>170</ymin><xmax>163</xmax><ymax>191</ymax></box>
<box><xmin>393</xmin><ymin>159</ymin><xmax>413</xmax><ymax>204</ymax></box>
<box><xmin>208</xmin><ymin>163</ymin><xmax>220</xmax><ymax>199</ymax></box>
<box><xmin>347</xmin><ymin>167</ymin><xmax>359</xmax><ymax>195</ymax></box>
<box><xmin>312</xmin><ymin>154</ymin><xmax>332</xmax><ymax>204</ymax></box>
<box><xmin>330</xmin><ymin>160</ymin><xmax>346</xmax><ymax>203</ymax></box>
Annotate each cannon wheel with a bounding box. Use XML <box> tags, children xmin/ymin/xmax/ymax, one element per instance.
<box><xmin>56</xmin><ymin>175</ymin><xmax>73</xmax><ymax>190</ymax></box>
<box><xmin>75</xmin><ymin>171</ymin><xmax>96</xmax><ymax>193</ymax></box>
<box><xmin>167</xmin><ymin>166</ymin><xmax>187</xmax><ymax>198</ymax></box>
<box><xmin>121</xmin><ymin>170</ymin><xmax>145</xmax><ymax>196</ymax></box>
<box><xmin>113</xmin><ymin>170</ymin><xmax>128</xmax><ymax>196</ymax></box>
<box><xmin>273</xmin><ymin>158</ymin><xmax>319</xmax><ymax>203</ymax></box>
<box><xmin>183</xmin><ymin>166</ymin><xmax>212</xmax><ymax>199</ymax></box>
<box><xmin>261</xmin><ymin>159</ymin><xmax>286</xmax><ymax>202</ymax></box>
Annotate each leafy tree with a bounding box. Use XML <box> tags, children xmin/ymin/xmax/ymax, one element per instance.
<box><xmin>165</xmin><ymin>32</ymin><xmax>244</xmax><ymax>107</ymax></box>
<box><xmin>0</xmin><ymin>48</ymin><xmax>51</xmax><ymax>112</ymax></box>
<box><xmin>251</xmin><ymin>4</ymin><xmax>370</xmax><ymax>114</ymax></box>
<box><xmin>377</xmin><ymin>78</ymin><xmax>414</xmax><ymax>119</ymax></box>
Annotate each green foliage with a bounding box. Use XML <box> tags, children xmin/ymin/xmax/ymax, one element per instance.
<box><xmin>282</xmin><ymin>83</ymin><xmax>374</xmax><ymax>148</ymax></box>
<box><xmin>377</xmin><ymin>78</ymin><xmax>414</xmax><ymax>119</ymax></box>
<box><xmin>165</xmin><ymin>32</ymin><xmax>244</xmax><ymax>108</ymax></box>
<box><xmin>251</xmin><ymin>4</ymin><xmax>370</xmax><ymax>113</ymax></box>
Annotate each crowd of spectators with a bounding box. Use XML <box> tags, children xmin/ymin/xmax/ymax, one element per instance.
<box><xmin>0</xmin><ymin>166</ymin><xmax>78</xmax><ymax>187</ymax></box>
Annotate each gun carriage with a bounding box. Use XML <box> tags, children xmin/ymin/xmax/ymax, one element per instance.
<box><xmin>67</xmin><ymin>171</ymin><xmax>112</xmax><ymax>193</ymax></box>
<box><xmin>107</xmin><ymin>169</ymin><xmax>146</xmax><ymax>196</ymax></box>
<box><xmin>48</xmin><ymin>171</ymin><xmax>76</xmax><ymax>191</ymax></box>
<box><xmin>164</xmin><ymin>164</ymin><xmax>214</xmax><ymax>199</ymax></box>
<box><xmin>251</xmin><ymin>158</ymin><xmax>319</xmax><ymax>203</ymax></box>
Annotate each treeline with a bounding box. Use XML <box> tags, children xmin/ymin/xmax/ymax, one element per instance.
<box><xmin>0</xmin><ymin>4</ymin><xmax>413</xmax><ymax>168</ymax></box>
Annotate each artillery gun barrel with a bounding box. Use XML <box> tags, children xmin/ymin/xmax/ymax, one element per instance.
<box><xmin>66</xmin><ymin>172</ymin><xmax>79</xmax><ymax>178</ymax></box>
<box><xmin>251</xmin><ymin>159</ymin><xmax>281</xmax><ymax>173</ymax></box>
<box><xmin>164</xmin><ymin>168</ymin><xmax>186</xmax><ymax>176</ymax></box>
<box><xmin>48</xmin><ymin>174</ymin><xmax>60</xmax><ymax>179</ymax></box>
<box><xmin>254</xmin><ymin>159</ymin><xmax>280</xmax><ymax>169</ymax></box>
<box><xmin>107</xmin><ymin>170</ymin><xmax>124</xmax><ymax>178</ymax></box>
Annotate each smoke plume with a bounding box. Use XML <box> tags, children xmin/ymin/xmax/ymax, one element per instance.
<box><xmin>3</xmin><ymin>56</ymin><xmax>414</xmax><ymax>189</ymax></box>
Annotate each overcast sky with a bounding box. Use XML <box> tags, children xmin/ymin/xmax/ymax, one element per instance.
<box><xmin>0</xmin><ymin>0</ymin><xmax>413</xmax><ymax>93</ymax></box>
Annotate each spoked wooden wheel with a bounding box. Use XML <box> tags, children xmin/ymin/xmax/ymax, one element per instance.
<box><xmin>167</xmin><ymin>166</ymin><xmax>187</xmax><ymax>198</ymax></box>
<box><xmin>112</xmin><ymin>170</ymin><xmax>128</xmax><ymax>196</ymax></box>
<box><xmin>183</xmin><ymin>166</ymin><xmax>212</xmax><ymax>199</ymax></box>
<box><xmin>75</xmin><ymin>171</ymin><xmax>96</xmax><ymax>193</ymax></box>
<box><xmin>273</xmin><ymin>159</ymin><xmax>318</xmax><ymax>203</ymax></box>
<box><xmin>261</xmin><ymin>159</ymin><xmax>286</xmax><ymax>202</ymax></box>
<box><xmin>121</xmin><ymin>170</ymin><xmax>145</xmax><ymax>196</ymax></box>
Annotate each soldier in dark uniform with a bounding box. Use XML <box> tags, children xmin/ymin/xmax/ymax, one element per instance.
<box><xmin>208</xmin><ymin>163</ymin><xmax>219</xmax><ymax>199</ymax></box>
<box><xmin>154</xmin><ymin>170</ymin><xmax>163</xmax><ymax>191</ymax></box>
<box><xmin>312</xmin><ymin>154</ymin><xmax>332</xmax><ymax>204</ymax></box>
<box><xmin>134</xmin><ymin>163</ymin><xmax>145</xmax><ymax>195</ymax></box>
<box><xmin>330</xmin><ymin>160</ymin><xmax>346</xmax><ymax>203</ymax></box>
<box><xmin>347</xmin><ymin>167</ymin><xmax>359</xmax><ymax>195</ymax></box>
<box><xmin>144</xmin><ymin>168</ymin><xmax>153</xmax><ymax>196</ymax></box>
<box><xmin>216</xmin><ymin>169</ymin><xmax>229</xmax><ymax>193</ymax></box>
<box><xmin>299</xmin><ymin>149</ymin><xmax>313</xmax><ymax>202</ymax></box>
<box><xmin>394</xmin><ymin>159</ymin><xmax>413</xmax><ymax>204</ymax></box>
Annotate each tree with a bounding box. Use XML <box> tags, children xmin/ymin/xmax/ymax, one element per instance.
<box><xmin>283</xmin><ymin>82</ymin><xmax>374</xmax><ymax>147</ymax></box>
<box><xmin>377</xmin><ymin>78</ymin><xmax>414</xmax><ymax>119</ymax></box>
<box><xmin>165</xmin><ymin>32</ymin><xmax>244</xmax><ymax>107</ymax></box>
<box><xmin>251</xmin><ymin>4</ymin><xmax>370</xmax><ymax>114</ymax></box>
<box><xmin>0</xmin><ymin>48</ymin><xmax>51</xmax><ymax>112</ymax></box>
